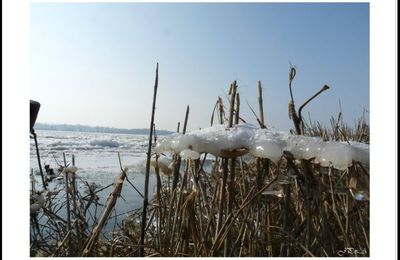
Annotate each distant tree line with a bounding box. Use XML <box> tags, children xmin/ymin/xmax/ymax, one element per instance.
<box><xmin>34</xmin><ymin>123</ymin><xmax>173</xmax><ymax>135</ymax></box>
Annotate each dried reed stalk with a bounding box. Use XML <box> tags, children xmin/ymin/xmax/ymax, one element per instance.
<box><xmin>139</xmin><ymin>63</ymin><xmax>159</xmax><ymax>257</ymax></box>
<box><xmin>82</xmin><ymin>169</ymin><xmax>128</xmax><ymax>256</ymax></box>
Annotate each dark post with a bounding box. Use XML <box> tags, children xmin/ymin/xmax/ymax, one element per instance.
<box><xmin>30</xmin><ymin>100</ymin><xmax>47</xmax><ymax>189</ymax></box>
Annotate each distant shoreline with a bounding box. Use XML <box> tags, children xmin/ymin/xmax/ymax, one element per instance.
<box><xmin>34</xmin><ymin>123</ymin><xmax>174</xmax><ymax>136</ymax></box>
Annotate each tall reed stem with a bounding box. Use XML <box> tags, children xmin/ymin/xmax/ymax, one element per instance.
<box><xmin>172</xmin><ymin>105</ymin><xmax>189</xmax><ymax>191</ymax></box>
<box><xmin>63</xmin><ymin>152</ymin><xmax>71</xmax><ymax>256</ymax></box>
<box><xmin>139</xmin><ymin>63</ymin><xmax>159</xmax><ymax>257</ymax></box>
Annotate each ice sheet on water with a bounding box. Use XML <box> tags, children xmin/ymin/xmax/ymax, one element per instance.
<box><xmin>89</xmin><ymin>139</ymin><xmax>120</xmax><ymax>148</ymax></box>
<box><xmin>48</xmin><ymin>141</ymin><xmax>80</xmax><ymax>147</ymax></box>
<box><xmin>156</xmin><ymin>123</ymin><xmax>369</xmax><ymax>170</ymax></box>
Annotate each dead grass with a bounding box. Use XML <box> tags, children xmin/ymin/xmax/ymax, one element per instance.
<box><xmin>30</xmin><ymin>67</ymin><xmax>369</xmax><ymax>257</ymax></box>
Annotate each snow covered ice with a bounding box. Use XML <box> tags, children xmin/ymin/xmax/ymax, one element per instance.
<box><xmin>156</xmin><ymin>123</ymin><xmax>369</xmax><ymax>170</ymax></box>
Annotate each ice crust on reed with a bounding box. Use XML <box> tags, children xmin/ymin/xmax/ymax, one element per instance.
<box><xmin>156</xmin><ymin>123</ymin><xmax>369</xmax><ymax>170</ymax></box>
<box><xmin>150</xmin><ymin>157</ymin><xmax>174</xmax><ymax>176</ymax></box>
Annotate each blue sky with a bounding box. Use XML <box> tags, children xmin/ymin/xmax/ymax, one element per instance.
<box><xmin>31</xmin><ymin>3</ymin><xmax>369</xmax><ymax>131</ymax></box>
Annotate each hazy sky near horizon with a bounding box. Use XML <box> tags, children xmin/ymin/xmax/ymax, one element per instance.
<box><xmin>31</xmin><ymin>3</ymin><xmax>369</xmax><ymax>132</ymax></box>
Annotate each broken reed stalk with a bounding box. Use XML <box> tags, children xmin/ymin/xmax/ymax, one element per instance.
<box><xmin>256</xmin><ymin>81</ymin><xmax>272</xmax><ymax>254</ymax></box>
<box><xmin>288</xmin><ymin>65</ymin><xmax>296</xmax><ymax>104</ymax></box>
<box><xmin>282</xmin><ymin>175</ymin><xmax>291</xmax><ymax>254</ymax></box>
<box><xmin>303</xmin><ymin>162</ymin><xmax>314</xmax><ymax>250</ymax></box>
<box><xmin>288</xmin><ymin>66</ymin><xmax>302</xmax><ymax>134</ymax></box>
<box><xmin>172</xmin><ymin>105</ymin><xmax>190</xmax><ymax>191</ymax></box>
<box><xmin>235</xmin><ymin>93</ymin><xmax>240</xmax><ymax>125</ymax></box>
<box><xmin>328</xmin><ymin>167</ymin><xmax>350</xmax><ymax>248</ymax></box>
<box><xmin>211</xmin><ymin>99</ymin><xmax>219</xmax><ymax>126</ymax></box>
<box><xmin>30</xmin><ymin>168</ymin><xmax>35</xmax><ymax>195</ymax></box>
<box><xmin>228</xmin><ymin>81</ymin><xmax>237</xmax><ymax>128</ymax></box>
<box><xmin>183</xmin><ymin>106</ymin><xmax>190</xmax><ymax>133</ymax></box>
<box><xmin>286</xmin><ymin>65</ymin><xmax>332</xmax><ymax>250</ymax></box>
<box><xmin>298</xmin><ymin>85</ymin><xmax>330</xmax><ymax>134</ymax></box>
<box><xmin>225</xmin><ymin>80</ymin><xmax>239</xmax><ymax>257</ymax></box>
<box><xmin>70</xmin><ymin>154</ymin><xmax>81</xmax><ymax>247</ymax></box>
<box><xmin>153</xmin><ymin>155</ymin><xmax>163</xmax><ymax>251</ymax></box>
<box><xmin>247</xmin><ymin>100</ymin><xmax>265</xmax><ymax>128</ymax></box>
<box><xmin>218</xmin><ymin>96</ymin><xmax>224</xmax><ymax>124</ymax></box>
<box><xmin>227</xmin><ymin>90</ymin><xmax>240</xmax><ymax>255</ymax></box>
<box><xmin>214</xmin><ymin>83</ymin><xmax>235</xmax><ymax>253</ymax></box>
<box><xmin>139</xmin><ymin>63</ymin><xmax>159</xmax><ymax>257</ymax></box>
<box><xmin>171</xmin><ymin>162</ymin><xmax>190</xmax><ymax>254</ymax></box>
<box><xmin>82</xmin><ymin>169</ymin><xmax>128</xmax><ymax>256</ymax></box>
<box><xmin>258</xmin><ymin>81</ymin><xmax>266</xmax><ymax>128</ymax></box>
<box><xmin>215</xmin><ymin>159</ymin><xmax>228</xmax><ymax>250</ymax></box>
<box><xmin>31</xmin><ymin>130</ymin><xmax>47</xmax><ymax>190</ymax></box>
<box><xmin>152</xmin><ymin>128</ymin><xmax>165</xmax><ymax>251</ymax></box>
<box><xmin>165</xmin><ymin>107</ymin><xmax>189</xmax><ymax>255</ymax></box>
<box><xmin>63</xmin><ymin>152</ymin><xmax>71</xmax><ymax>256</ymax></box>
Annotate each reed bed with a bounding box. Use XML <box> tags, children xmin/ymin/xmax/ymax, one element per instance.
<box><xmin>30</xmin><ymin>65</ymin><xmax>369</xmax><ymax>257</ymax></box>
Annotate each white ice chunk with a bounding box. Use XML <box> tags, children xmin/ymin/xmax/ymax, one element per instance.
<box><xmin>317</xmin><ymin>143</ymin><xmax>356</xmax><ymax>170</ymax></box>
<box><xmin>188</xmin><ymin>124</ymin><xmax>255</xmax><ymax>156</ymax></box>
<box><xmin>155</xmin><ymin>133</ymin><xmax>182</xmax><ymax>153</ymax></box>
<box><xmin>249</xmin><ymin>140</ymin><xmax>283</xmax><ymax>162</ymax></box>
<box><xmin>286</xmin><ymin>136</ymin><xmax>325</xmax><ymax>160</ymax></box>
<box><xmin>155</xmin><ymin>123</ymin><xmax>369</xmax><ymax>171</ymax></box>
<box><xmin>180</xmin><ymin>149</ymin><xmax>200</xmax><ymax>160</ymax></box>
<box><xmin>348</xmin><ymin>141</ymin><xmax>370</xmax><ymax>167</ymax></box>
